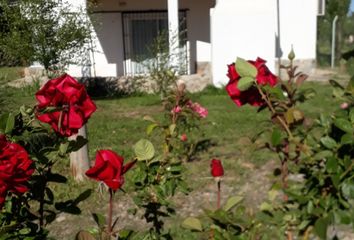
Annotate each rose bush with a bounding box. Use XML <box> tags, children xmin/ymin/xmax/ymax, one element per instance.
<box><xmin>0</xmin><ymin>135</ymin><xmax>33</xmax><ymax>209</ymax></box>
<box><xmin>187</xmin><ymin>101</ymin><xmax>208</xmax><ymax>118</ymax></box>
<box><xmin>35</xmin><ymin>74</ymin><xmax>96</xmax><ymax>137</ymax></box>
<box><xmin>226</xmin><ymin>57</ymin><xmax>277</xmax><ymax>107</ymax></box>
<box><xmin>86</xmin><ymin>150</ymin><xmax>136</xmax><ymax>191</ymax></box>
<box><xmin>0</xmin><ymin>73</ymin><xmax>96</xmax><ymax>238</ymax></box>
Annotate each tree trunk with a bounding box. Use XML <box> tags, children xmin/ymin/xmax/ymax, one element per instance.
<box><xmin>69</xmin><ymin>125</ymin><xmax>90</xmax><ymax>181</ymax></box>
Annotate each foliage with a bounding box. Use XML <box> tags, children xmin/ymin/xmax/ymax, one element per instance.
<box><xmin>127</xmin><ymin>84</ymin><xmax>208</xmax><ymax>239</ymax></box>
<box><xmin>0</xmin><ymin>105</ymin><xmax>92</xmax><ymax>239</ymax></box>
<box><xmin>0</xmin><ymin>0</ymin><xmax>92</xmax><ymax>72</ymax></box>
<box><xmin>287</xmin><ymin>77</ymin><xmax>354</xmax><ymax>239</ymax></box>
<box><xmin>317</xmin><ymin>0</ymin><xmax>352</xmax><ymax>66</ymax></box>
<box><xmin>143</xmin><ymin>30</ymin><xmax>187</xmax><ymax>99</ymax></box>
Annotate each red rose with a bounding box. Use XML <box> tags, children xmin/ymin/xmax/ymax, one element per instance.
<box><xmin>85</xmin><ymin>150</ymin><xmax>136</xmax><ymax>191</ymax></box>
<box><xmin>0</xmin><ymin>135</ymin><xmax>34</xmax><ymax>209</ymax></box>
<box><xmin>226</xmin><ymin>57</ymin><xmax>278</xmax><ymax>107</ymax></box>
<box><xmin>35</xmin><ymin>74</ymin><xmax>97</xmax><ymax>137</ymax></box>
<box><xmin>210</xmin><ymin>159</ymin><xmax>224</xmax><ymax>177</ymax></box>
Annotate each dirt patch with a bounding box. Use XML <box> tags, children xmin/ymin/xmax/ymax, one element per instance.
<box><xmin>47</xmin><ymin>160</ymin><xmax>277</xmax><ymax>239</ymax></box>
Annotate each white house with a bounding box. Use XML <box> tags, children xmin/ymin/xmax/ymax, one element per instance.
<box><xmin>67</xmin><ymin>0</ymin><xmax>320</xmax><ymax>87</ymax></box>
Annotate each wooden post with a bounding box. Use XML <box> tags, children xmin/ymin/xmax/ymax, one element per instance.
<box><xmin>69</xmin><ymin>125</ymin><xmax>90</xmax><ymax>181</ymax></box>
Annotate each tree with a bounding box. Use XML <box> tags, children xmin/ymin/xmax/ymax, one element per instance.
<box><xmin>317</xmin><ymin>0</ymin><xmax>351</xmax><ymax>65</ymax></box>
<box><xmin>0</xmin><ymin>0</ymin><xmax>92</xmax><ymax>72</ymax></box>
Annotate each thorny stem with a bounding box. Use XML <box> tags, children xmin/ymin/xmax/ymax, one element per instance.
<box><xmin>171</xmin><ymin>87</ymin><xmax>182</xmax><ymax>125</ymax></box>
<box><xmin>108</xmin><ymin>189</ymin><xmax>114</xmax><ymax>236</ymax></box>
<box><xmin>256</xmin><ymin>83</ymin><xmax>293</xmax><ymax>240</ymax></box>
<box><xmin>340</xmin><ymin>161</ymin><xmax>354</xmax><ymax>180</ymax></box>
<box><xmin>217</xmin><ymin>180</ymin><xmax>221</xmax><ymax>209</ymax></box>
<box><xmin>58</xmin><ymin>110</ymin><xmax>63</xmax><ymax>132</ymax></box>
<box><xmin>302</xmin><ymin>227</ymin><xmax>311</xmax><ymax>240</ymax></box>
<box><xmin>39</xmin><ymin>178</ymin><xmax>46</xmax><ymax>227</ymax></box>
<box><xmin>255</xmin><ymin>84</ymin><xmax>293</xmax><ymax>139</ymax></box>
<box><xmin>39</xmin><ymin>166</ymin><xmax>51</xmax><ymax>228</ymax></box>
<box><xmin>281</xmin><ymin>159</ymin><xmax>289</xmax><ymax>202</ymax></box>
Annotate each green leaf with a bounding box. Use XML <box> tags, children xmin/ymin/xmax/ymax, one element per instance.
<box><xmin>307</xmin><ymin>201</ymin><xmax>314</xmax><ymax>214</ymax></box>
<box><xmin>146</xmin><ymin>123</ymin><xmax>158</xmax><ymax>135</ymax></box>
<box><xmin>59</xmin><ymin>142</ymin><xmax>69</xmax><ymax>155</ymax></box>
<box><xmin>330</xmin><ymin>79</ymin><xmax>345</xmax><ymax>98</ymax></box>
<box><xmin>302</xmin><ymin>88</ymin><xmax>316</xmax><ymax>99</ymax></box>
<box><xmin>334</xmin><ymin>210</ymin><xmax>351</xmax><ymax>225</ymax></box>
<box><xmin>0</xmin><ymin>113</ymin><xmax>8</xmax><ymax>133</ymax></box>
<box><xmin>334</xmin><ymin>118</ymin><xmax>353</xmax><ymax>133</ymax></box>
<box><xmin>92</xmin><ymin>213</ymin><xmax>106</xmax><ymax>228</ymax></box>
<box><xmin>285</xmin><ymin>108</ymin><xmax>304</xmax><ymax>124</ymax></box>
<box><xmin>133</xmin><ymin>139</ymin><xmax>155</xmax><ymax>161</ymax></box>
<box><xmin>47</xmin><ymin>173</ymin><xmax>67</xmax><ymax>183</ymax></box>
<box><xmin>143</xmin><ymin>115</ymin><xmax>156</xmax><ymax>123</ymax></box>
<box><xmin>181</xmin><ymin>217</ymin><xmax>203</xmax><ymax>231</ymax></box>
<box><xmin>118</xmin><ymin>229</ymin><xmax>136</xmax><ymax>239</ymax></box>
<box><xmin>5</xmin><ymin>113</ymin><xmax>15</xmax><ymax>134</ymax></box>
<box><xmin>74</xmin><ymin>189</ymin><xmax>92</xmax><ymax>204</ymax></box>
<box><xmin>263</xmin><ymin>85</ymin><xmax>285</xmax><ymax>99</ymax></box>
<box><xmin>348</xmin><ymin>109</ymin><xmax>354</xmax><ymax>124</ymax></box>
<box><xmin>298</xmin><ymin>220</ymin><xmax>311</xmax><ymax>230</ymax></box>
<box><xmin>235</xmin><ymin>57</ymin><xmax>257</xmax><ymax>78</ymax></box>
<box><xmin>55</xmin><ymin>201</ymin><xmax>81</xmax><ymax>214</ymax></box>
<box><xmin>314</xmin><ymin>150</ymin><xmax>333</xmax><ymax>160</ymax></box>
<box><xmin>346</xmin><ymin>77</ymin><xmax>354</xmax><ymax>94</ymax></box>
<box><xmin>341</xmin><ymin>133</ymin><xmax>353</xmax><ymax>145</ymax></box>
<box><xmin>341</xmin><ymin>181</ymin><xmax>354</xmax><ymax>199</ymax></box>
<box><xmin>45</xmin><ymin>187</ymin><xmax>54</xmax><ymax>204</ymax></box>
<box><xmin>325</xmin><ymin>157</ymin><xmax>338</xmax><ymax>173</ymax></box>
<box><xmin>271</xmin><ymin>128</ymin><xmax>283</xmax><ymax>147</ymax></box>
<box><xmin>68</xmin><ymin>136</ymin><xmax>88</xmax><ymax>152</ymax></box>
<box><xmin>260</xmin><ymin>202</ymin><xmax>273</xmax><ymax>211</ymax></box>
<box><xmin>314</xmin><ymin>217</ymin><xmax>328</xmax><ymax>239</ymax></box>
<box><xmin>268</xmin><ymin>189</ymin><xmax>279</xmax><ymax>201</ymax></box>
<box><xmin>237</xmin><ymin>77</ymin><xmax>255</xmax><ymax>91</ymax></box>
<box><xmin>19</xmin><ymin>228</ymin><xmax>31</xmax><ymax>235</ymax></box>
<box><xmin>329</xmin><ymin>79</ymin><xmax>344</xmax><ymax>90</ymax></box>
<box><xmin>320</xmin><ymin>136</ymin><xmax>337</xmax><ymax>149</ymax></box>
<box><xmin>169</xmin><ymin>124</ymin><xmax>176</xmax><ymax>135</ymax></box>
<box><xmin>223</xmin><ymin>196</ymin><xmax>243</xmax><ymax>212</ymax></box>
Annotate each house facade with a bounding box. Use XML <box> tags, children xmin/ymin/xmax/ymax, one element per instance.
<box><xmin>67</xmin><ymin>0</ymin><xmax>318</xmax><ymax>87</ymax></box>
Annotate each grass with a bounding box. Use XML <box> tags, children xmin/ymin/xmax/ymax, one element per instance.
<box><xmin>0</xmin><ymin>66</ymin><xmax>24</xmax><ymax>84</ymax></box>
<box><xmin>0</xmin><ymin>78</ymin><xmax>346</xmax><ymax>238</ymax></box>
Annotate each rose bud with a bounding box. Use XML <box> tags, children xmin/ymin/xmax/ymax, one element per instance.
<box><xmin>210</xmin><ymin>159</ymin><xmax>224</xmax><ymax>178</ymax></box>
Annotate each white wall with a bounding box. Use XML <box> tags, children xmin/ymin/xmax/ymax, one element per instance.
<box><xmin>66</xmin><ymin>0</ymin><xmax>121</xmax><ymax>77</ymax></box>
<box><xmin>67</xmin><ymin>0</ymin><xmax>317</xmax><ymax>81</ymax></box>
<box><xmin>277</xmin><ymin>0</ymin><xmax>317</xmax><ymax>60</ymax></box>
<box><xmin>211</xmin><ymin>0</ymin><xmax>276</xmax><ymax>87</ymax></box>
<box><xmin>68</xmin><ymin>0</ymin><xmax>214</xmax><ymax>77</ymax></box>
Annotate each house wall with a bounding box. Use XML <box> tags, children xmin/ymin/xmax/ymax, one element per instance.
<box><xmin>68</xmin><ymin>0</ymin><xmax>215</xmax><ymax>77</ymax></box>
<box><xmin>277</xmin><ymin>0</ymin><xmax>317</xmax><ymax>74</ymax></box>
<box><xmin>211</xmin><ymin>0</ymin><xmax>277</xmax><ymax>86</ymax></box>
<box><xmin>211</xmin><ymin>0</ymin><xmax>318</xmax><ymax>86</ymax></box>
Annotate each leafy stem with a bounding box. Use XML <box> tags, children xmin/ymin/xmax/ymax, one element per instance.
<box><xmin>255</xmin><ymin>83</ymin><xmax>293</xmax><ymax>139</ymax></box>
<box><xmin>108</xmin><ymin>189</ymin><xmax>114</xmax><ymax>236</ymax></box>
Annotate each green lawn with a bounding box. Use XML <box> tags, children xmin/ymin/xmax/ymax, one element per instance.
<box><xmin>0</xmin><ymin>66</ymin><xmax>24</xmax><ymax>84</ymax></box>
<box><xmin>0</xmin><ymin>78</ymin><xmax>346</xmax><ymax>238</ymax></box>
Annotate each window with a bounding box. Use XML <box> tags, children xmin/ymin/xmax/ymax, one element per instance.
<box><xmin>122</xmin><ymin>11</ymin><xmax>188</xmax><ymax>75</ymax></box>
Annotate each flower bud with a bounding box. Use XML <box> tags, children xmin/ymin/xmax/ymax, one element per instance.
<box><xmin>210</xmin><ymin>159</ymin><xmax>224</xmax><ymax>178</ymax></box>
<box><xmin>288</xmin><ymin>46</ymin><xmax>295</xmax><ymax>61</ymax></box>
